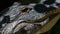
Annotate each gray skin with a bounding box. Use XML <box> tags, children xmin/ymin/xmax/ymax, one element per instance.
<box><xmin>0</xmin><ymin>2</ymin><xmax>49</xmax><ymax>34</ymax></box>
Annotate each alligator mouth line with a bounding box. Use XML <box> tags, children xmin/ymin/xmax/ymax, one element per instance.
<box><xmin>20</xmin><ymin>8</ymin><xmax>60</xmax><ymax>23</ymax></box>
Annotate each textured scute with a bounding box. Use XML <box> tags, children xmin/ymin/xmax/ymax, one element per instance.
<box><xmin>34</xmin><ymin>4</ymin><xmax>48</xmax><ymax>13</ymax></box>
<box><xmin>47</xmin><ymin>6</ymin><xmax>56</xmax><ymax>11</ymax></box>
<box><xmin>43</xmin><ymin>0</ymin><xmax>56</xmax><ymax>5</ymax></box>
<box><xmin>56</xmin><ymin>3</ymin><xmax>60</xmax><ymax>7</ymax></box>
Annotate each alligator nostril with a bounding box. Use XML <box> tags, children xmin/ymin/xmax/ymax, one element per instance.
<box><xmin>34</xmin><ymin>4</ymin><xmax>48</xmax><ymax>13</ymax></box>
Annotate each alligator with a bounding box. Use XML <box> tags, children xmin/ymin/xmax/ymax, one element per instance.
<box><xmin>0</xmin><ymin>2</ymin><xmax>60</xmax><ymax>34</ymax></box>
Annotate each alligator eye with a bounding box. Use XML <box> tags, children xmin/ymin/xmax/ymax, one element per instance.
<box><xmin>43</xmin><ymin>0</ymin><xmax>56</xmax><ymax>5</ymax></box>
<box><xmin>22</xmin><ymin>8</ymin><xmax>29</xmax><ymax>12</ymax></box>
<box><xmin>22</xmin><ymin>8</ymin><xmax>32</xmax><ymax>12</ymax></box>
<box><xmin>34</xmin><ymin>4</ymin><xmax>48</xmax><ymax>13</ymax></box>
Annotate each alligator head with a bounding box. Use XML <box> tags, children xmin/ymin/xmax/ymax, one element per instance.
<box><xmin>0</xmin><ymin>2</ymin><xmax>60</xmax><ymax>34</ymax></box>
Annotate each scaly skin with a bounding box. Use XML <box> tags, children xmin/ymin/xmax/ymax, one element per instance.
<box><xmin>22</xmin><ymin>8</ymin><xmax>60</xmax><ymax>23</ymax></box>
<box><xmin>11</xmin><ymin>8</ymin><xmax>60</xmax><ymax>34</ymax></box>
<box><xmin>1</xmin><ymin>2</ymin><xmax>60</xmax><ymax>34</ymax></box>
